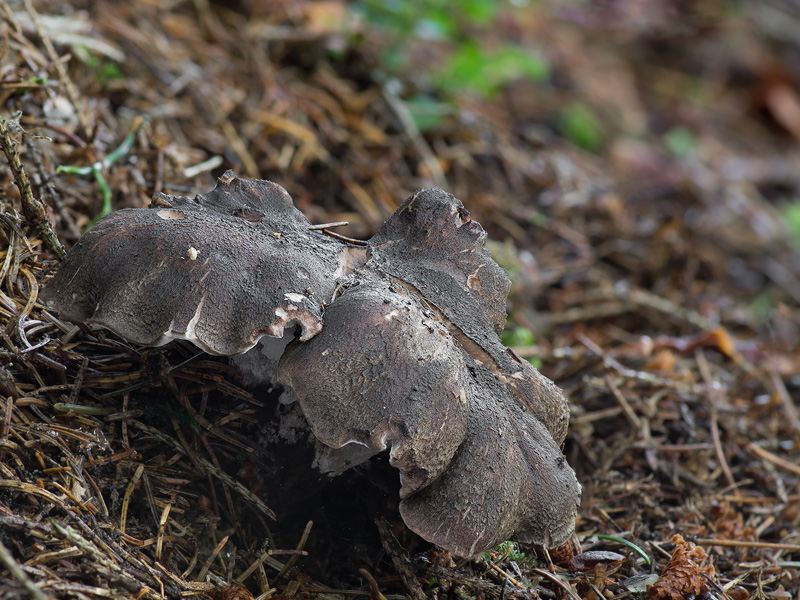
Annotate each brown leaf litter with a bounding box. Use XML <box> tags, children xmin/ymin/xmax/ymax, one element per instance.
<box><xmin>0</xmin><ymin>1</ymin><xmax>799</xmax><ymax>599</ymax></box>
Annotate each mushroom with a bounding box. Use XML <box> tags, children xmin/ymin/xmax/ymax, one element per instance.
<box><xmin>42</xmin><ymin>171</ymin><xmax>581</xmax><ymax>558</ymax></box>
<box><xmin>43</xmin><ymin>172</ymin><xmax>367</xmax><ymax>378</ymax></box>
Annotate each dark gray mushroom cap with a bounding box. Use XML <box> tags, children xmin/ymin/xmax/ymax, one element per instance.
<box><xmin>42</xmin><ymin>174</ymin><xmax>581</xmax><ymax>558</ymax></box>
<box><xmin>278</xmin><ymin>273</ymin><xmax>580</xmax><ymax>557</ymax></box>
<box><xmin>368</xmin><ymin>188</ymin><xmax>511</xmax><ymax>340</ymax></box>
<box><xmin>399</xmin><ymin>395</ymin><xmax>579</xmax><ymax>556</ymax></box>
<box><xmin>41</xmin><ymin>172</ymin><xmax>359</xmax><ymax>355</ymax></box>
<box><xmin>278</xmin><ymin>276</ymin><xmax>470</xmax><ymax>498</ymax></box>
<box><xmin>369</xmin><ymin>187</ymin><xmax>570</xmax><ymax>444</ymax></box>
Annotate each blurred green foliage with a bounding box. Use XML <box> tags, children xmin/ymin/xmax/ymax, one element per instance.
<box><xmin>352</xmin><ymin>0</ymin><xmax>501</xmax><ymax>41</ymax></box>
<box><xmin>501</xmin><ymin>326</ymin><xmax>535</xmax><ymax>347</ymax></box>
<box><xmin>401</xmin><ymin>95</ymin><xmax>452</xmax><ymax>131</ymax></box>
<box><xmin>437</xmin><ymin>42</ymin><xmax>549</xmax><ymax>97</ymax></box>
<box><xmin>663</xmin><ymin>126</ymin><xmax>697</xmax><ymax>157</ymax></box>
<box><xmin>783</xmin><ymin>200</ymin><xmax>800</xmax><ymax>240</ymax></box>
<box><xmin>501</xmin><ymin>325</ymin><xmax>542</xmax><ymax>368</ymax></box>
<box><xmin>560</xmin><ymin>101</ymin><xmax>603</xmax><ymax>151</ymax></box>
<box><xmin>749</xmin><ymin>290</ymin><xmax>775</xmax><ymax>324</ymax></box>
<box><xmin>350</xmin><ymin>0</ymin><xmax>548</xmax><ymax>129</ymax></box>
<box><xmin>77</xmin><ymin>45</ymin><xmax>124</xmax><ymax>86</ymax></box>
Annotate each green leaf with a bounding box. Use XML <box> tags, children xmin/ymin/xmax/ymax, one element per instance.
<box><xmin>501</xmin><ymin>326</ymin><xmax>535</xmax><ymax>347</ymax></box>
<box><xmin>783</xmin><ymin>200</ymin><xmax>800</xmax><ymax>239</ymax></box>
<box><xmin>595</xmin><ymin>534</ymin><xmax>651</xmax><ymax>565</ymax></box>
<box><xmin>663</xmin><ymin>126</ymin><xmax>696</xmax><ymax>157</ymax></box>
<box><xmin>96</xmin><ymin>61</ymin><xmax>124</xmax><ymax>84</ymax></box>
<box><xmin>437</xmin><ymin>42</ymin><xmax>549</xmax><ymax>97</ymax></box>
<box><xmin>560</xmin><ymin>102</ymin><xmax>603</xmax><ymax>152</ymax></box>
<box><xmin>461</xmin><ymin>0</ymin><xmax>498</xmax><ymax>22</ymax></box>
<box><xmin>749</xmin><ymin>291</ymin><xmax>774</xmax><ymax>324</ymax></box>
<box><xmin>483</xmin><ymin>540</ymin><xmax>538</xmax><ymax>568</ymax></box>
<box><xmin>488</xmin><ymin>45</ymin><xmax>549</xmax><ymax>82</ymax></box>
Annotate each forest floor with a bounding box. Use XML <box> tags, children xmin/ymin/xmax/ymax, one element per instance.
<box><xmin>0</xmin><ymin>1</ymin><xmax>798</xmax><ymax>599</ymax></box>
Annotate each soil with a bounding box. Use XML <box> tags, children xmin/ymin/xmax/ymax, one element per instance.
<box><xmin>0</xmin><ymin>1</ymin><xmax>798</xmax><ymax>599</ymax></box>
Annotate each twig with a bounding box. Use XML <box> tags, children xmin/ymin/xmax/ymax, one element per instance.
<box><xmin>695</xmin><ymin>538</ymin><xmax>800</xmax><ymax>552</ymax></box>
<box><xmin>710</xmin><ymin>405</ymin><xmax>736</xmax><ymax>489</ymax></box>
<box><xmin>603</xmin><ymin>374</ymin><xmax>642</xmax><ymax>430</ymax></box>
<box><xmin>626</xmin><ymin>288</ymin><xmax>717</xmax><ymax>331</ymax></box>
<box><xmin>747</xmin><ymin>442</ymin><xmax>800</xmax><ymax>477</ymax></box>
<box><xmin>695</xmin><ymin>350</ymin><xmax>737</xmax><ymax>490</ymax></box>
<box><xmin>530</xmin><ymin>567</ymin><xmax>582</xmax><ymax>600</ymax></box>
<box><xmin>320</xmin><ymin>228</ymin><xmax>368</xmax><ymax>246</ymax></box>
<box><xmin>273</xmin><ymin>521</ymin><xmax>313</xmax><ymax>583</ymax></box>
<box><xmin>359</xmin><ymin>568</ymin><xmax>388</xmax><ymax>600</ymax></box>
<box><xmin>0</xmin><ymin>537</ymin><xmax>49</xmax><ymax>600</ymax></box>
<box><xmin>183</xmin><ymin>154</ymin><xmax>223</xmax><ymax>179</ymax></box>
<box><xmin>235</xmin><ymin>552</ymin><xmax>284</xmax><ymax>585</ymax></box>
<box><xmin>308</xmin><ymin>221</ymin><xmax>349</xmax><ymax>230</ymax></box>
<box><xmin>486</xmin><ymin>561</ymin><xmax>524</xmax><ymax>589</ymax></box>
<box><xmin>375</xmin><ymin>517</ymin><xmax>425</xmax><ymax>600</ymax></box>
<box><xmin>197</xmin><ymin>535</ymin><xmax>229</xmax><ymax>582</ymax></box>
<box><xmin>119</xmin><ymin>463</ymin><xmax>144</xmax><ymax>534</ymax></box>
<box><xmin>49</xmin><ymin>518</ymin><xmax>165</xmax><ymax>596</ymax></box>
<box><xmin>24</xmin><ymin>135</ymin><xmax>81</xmax><ymax>240</ymax></box>
<box><xmin>155</xmin><ymin>503</ymin><xmax>171</xmax><ymax>561</ymax></box>
<box><xmin>578</xmin><ymin>334</ymin><xmax>667</xmax><ymax>386</ymax></box>
<box><xmin>129</xmin><ymin>420</ymin><xmax>276</xmax><ymax>519</ymax></box>
<box><xmin>768</xmin><ymin>368</ymin><xmax>800</xmax><ymax>434</ymax></box>
<box><xmin>535</xmin><ymin>301</ymin><xmax>634</xmax><ymax>327</ymax></box>
<box><xmin>0</xmin><ymin>117</ymin><xmax>65</xmax><ymax>259</ymax></box>
<box><xmin>381</xmin><ymin>82</ymin><xmax>447</xmax><ymax>188</ymax></box>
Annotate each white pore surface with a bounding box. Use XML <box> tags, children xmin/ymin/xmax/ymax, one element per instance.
<box><xmin>312</xmin><ymin>442</ymin><xmax>377</xmax><ymax>475</ymax></box>
<box><xmin>229</xmin><ymin>328</ymin><xmax>296</xmax><ymax>387</ymax></box>
<box><xmin>230</xmin><ymin>324</ymin><xmax>377</xmax><ymax>477</ymax></box>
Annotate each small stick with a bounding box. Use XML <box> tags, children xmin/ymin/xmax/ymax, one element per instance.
<box><xmin>0</xmin><ymin>538</ymin><xmax>50</xmax><ymax>600</ymax></box>
<box><xmin>769</xmin><ymin>368</ymin><xmax>800</xmax><ymax>434</ymax></box>
<box><xmin>358</xmin><ymin>569</ymin><xmax>388</xmax><ymax>600</ymax></box>
<box><xmin>308</xmin><ymin>221</ymin><xmax>349</xmax><ymax>230</ymax></box>
<box><xmin>375</xmin><ymin>517</ymin><xmax>425</xmax><ymax>600</ymax></box>
<box><xmin>155</xmin><ymin>502</ymin><xmax>172</xmax><ymax>561</ymax></box>
<box><xmin>381</xmin><ymin>83</ymin><xmax>447</xmax><ymax>188</ymax></box>
<box><xmin>321</xmin><ymin>228</ymin><xmax>368</xmax><ymax>246</ymax></box>
<box><xmin>0</xmin><ymin>118</ymin><xmax>65</xmax><ymax>259</ymax></box>
<box><xmin>486</xmin><ymin>561</ymin><xmax>524</xmax><ymax>589</ymax></box>
<box><xmin>603</xmin><ymin>374</ymin><xmax>642</xmax><ymax>431</ymax></box>
<box><xmin>747</xmin><ymin>442</ymin><xmax>800</xmax><ymax>477</ymax></box>
<box><xmin>695</xmin><ymin>350</ymin><xmax>738</xmax><ymax>491</ymax></box>
<box><xmin>273</xmin><ymin>521</ymin><xmax>313</xmax><ymax>582</ymax></box>
<box><xmin>695</xmin><ymin>538</ymin><xmax>800</xmax><ymax>552</ymax></box>
<box><xmin>130</xmin><ymin>420</ymin><xmax>276</xmax><ymax>519</ymax></box>
<box><xmin>197</xmin><ymin>534</ymin><xmax>229</xmax><ymax>582</ymax></box>
<box><xmin>25</xmin><ymin>135</ymin><xmax>81</xmax><ymax>240</ymax></box>
<box><xmin>119</xmin><ymin>463</ymin><xmax>144</xmax><ymax>534</ymax></box>
<box><xmin>530</xmin><ymin>567</ymin><xmax>582</xmax><ymax>600</ymax></box>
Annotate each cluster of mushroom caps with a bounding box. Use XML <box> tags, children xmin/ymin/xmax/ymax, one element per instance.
<box><xmin>42</xmin><ymin>171</ymin><xmax>581</xmax><ymax>558</ymax></box>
